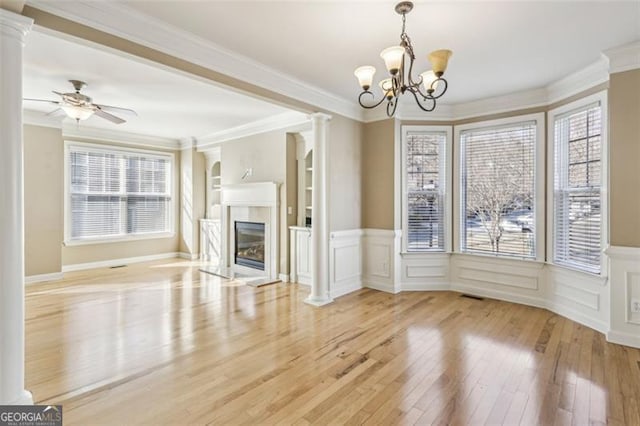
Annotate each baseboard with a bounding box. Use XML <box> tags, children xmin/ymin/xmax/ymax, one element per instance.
<box><xmin>400</xmin><ymin>282</ymin><xmax>450</xmax><ymax>292</ymax></box>
<box><xmin>450</xmin><ymin>282</ymin><xmax>547</xmax><ymax>310</ymax></box>
<box><xmin>330</xmin><ymin>280</ymin><xmax>362</xmax><ymax>299</ymax></box>
<box><xmin>25</xmin><ymin>272</ymin><xmax>64</xmax><ymax>285</ymax></box>
<box><xmin>178</xmin><ymin>252</ymin><xmax>199</xmax><ymax>260</ymax></box>
<box><xmin>363</xmin><ymin>279</ymin><xmax>399</xmax><ymax>294</ymax></box>
<box><xmin>547</xmin><ymin>301</ymin><xmax>608</xmax><ymax>335</ymax></box>
<box><xmin>279</xmin><ymin>273</ymin><xmax>290</xmax><ymax>283</ymax></box>
<box><xmin>62</xmin><ymin>252</ymin><xmax>181</xmax><ymax>272</ymax></box>
<box><xmin>607</xmin><ymin>330</ymin><xmax>640</xmax><ymax>349</ymax></box>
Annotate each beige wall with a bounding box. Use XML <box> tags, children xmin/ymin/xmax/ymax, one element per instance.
<box><xmin>24</xmin><ymin>125</ymin><xmax>64</xmax><ymax>276</ymax></box>
<box><xmin>361</xmin><ymin>119</ymin><xmax>395</xmax><ymax>230</ymax></box>
<box><xmin>220</xmin><ymin>129</ymin><xmax>291</xmax><ymax>273</ymax></box>
<box><xmin>328</xmin><ymin>115</ymin><xmax>363</xmax><ymax>232</ymax></box>
<box><xmin>178</xmin><ymin>148</ymin><xmax>206</xmax><ymax>255</ymax></box>
<box><xmin>609</xmin><ymin>70</ymin><xmax>640</xmax><ymax>247</ymax></box>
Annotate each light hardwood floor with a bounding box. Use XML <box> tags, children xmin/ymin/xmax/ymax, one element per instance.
<box><xmin>25</xmin><ymin>259</ymin><xmax>640</xmax><ymax>425</ymax></box>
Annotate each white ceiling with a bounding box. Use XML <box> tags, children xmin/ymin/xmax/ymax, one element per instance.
<box><xmin>118</xmin><ymin>0</ymin><xmax>640</xmax><ymax>104</ymax></box>
<box><xmin>23</xmin><ymin>31</ymin><xmax>294</xmax><ymax>140</ymax></box>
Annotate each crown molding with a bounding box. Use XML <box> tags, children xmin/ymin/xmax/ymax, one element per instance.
<box><xmin>62</xmin><ymin>124</ymin><xmax>181</xmax><ymax>150</ymax></box>
<box><xmin>365</xmin><ymin>58</ymin><xmax>610</xmax><ymax>123</ymax></box>
<box><xmin>196</xmin><ymin>111</ymin><xmax>309</xmax><ymax>149</ymax></box>
<box><xmin>546</xmin><ymin>57</ymin><xmax>610</xmax><ymax>104</ymax></box>
<box><xmin>604</xmin><ymin>40</ymin><xmax>640</xmax><ymax>74</ymax></box>
<box><xmin>23</xmin><ymin>108</ymin><xmax>63</xmax><ymax>129</ymax></box>
<box><xmin>0</xmin><ymin>7</ymin><xmax>33</xmax><ymax>41</ymax></box>
<box><xmin>26</xmin><ymin>0</ymin><xmax>363</xmax><ymax>122</ymax></box>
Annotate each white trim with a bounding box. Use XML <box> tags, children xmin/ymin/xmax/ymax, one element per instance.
<box><xmin>23</xmin><ymin>109</ymin><xmax>63</xmax><ymax>129</ymax></box>
<box><xmin>196</xmin><ymin>111</ymin><xmax>310</xmax><ymax>149</ymax></box>
<box><xmin>178</xmin><ymin>252</ymin><xmax>199</xmax><ymax>260</ymax></box>
<box><xmin>61</xmin><ymin>252</ymin><xmax>181</xmax><ymax>272</ymax></box>
<box><xmin>278</xmin><ymin>273</ymin><xmax>290</xmax><ymax>283</ymax></box>
<box><xmin>63</xmin><ymin>124</ymin><xmax>180</xmax><ymax>150</ymax></box>
<box><xmin>26</xmin><ymin>0</ymin><xmax>362</xmax><ymax>122</ymax></box>
<box><xmin>0</xmin><ymin>8</ymin><xmax>33</xmax><ymax>41</ymax></box>
<box><xmin>605</xmin><ymin>245</ymin><xmax>640</xmax><ymax>261</ymax></box>
<box><xmin>547</xmin><ymin>90</ymin><xmax>608</xmax><ymax>276</ymax></box>
<box><xmin>546</xmin><ymin>58</ymin><xmax>610</xmax><ymax>104</ymax></box>
<box><xmin>400</xmin><ymin>125</ymin><xmax>453</xmax><ymax>254</ymax></box>
<box><xmin>453</xmin><ymin>112</ymin><xmax>546</xmax><ymax>262</ymax></box>
<box><xmin>63</xmin><ymin>140</ymin><xmax>176</xmax><ymax>245</ymax></box>
<box><xmin>25</xmin><ymin>271</ymin><xmax>64</xmax><ymax>284</ymax></box>
<box><xmin>607</xmin><ymin>330</ymin><xmax>640</xmax><ymax>349</ymax></box>
<box><xmin>604</xmin><ymin>41</ymin><xmax>640</xmax><ymax>74</ymax></box>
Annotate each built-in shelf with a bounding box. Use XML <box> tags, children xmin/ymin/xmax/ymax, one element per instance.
<box><xmin>306</xmin><ymin>167</ymin><xmax>313</xmax><ymax>172</ymax></box>
<box><xmin>305</xmin><ymin>187</ymin><xmax>312</xmax><ymax>191</ymax></box>
<box><xmin>306</xmin><ymin>206</ymin><xmax>312</xmax><ymax>210</ymax></box>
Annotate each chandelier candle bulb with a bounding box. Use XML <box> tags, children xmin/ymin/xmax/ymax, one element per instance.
<box><xmin>420</xmin><ymin>70</ymin><xmax>439</xmax><ymax>93</ymax></box>
<box><xmin>355</xmin><ymin>1</ymin><xmax>451</xmax><ymax>116</ymax></box>
<box><xmin>354</xmin><ymin>66</ymin><xmax>376</xmax><ymax>90</ymax></box>
<box><xmin>379</xmin><ymin>78</ymin><xmax>394</xmax><ymax>99</ymax></box>
<box><xmin>428</xmin><ymin>49</ymin><xmax>453</xmax><ymax>75</ymax></box>
<box><xmin>380</xmin><ymin>46</ymin><xmax>405</xmax><ymax>75</ymax></box>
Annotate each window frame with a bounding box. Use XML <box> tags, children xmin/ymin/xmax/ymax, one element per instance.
<box><xmin>453</xmin><ymin>113</ymin><xmax>546</xmax><ymax>262</ymax></box>
<box><xmin>401</xmin><ymin>125</ymin><xmax>453</xmax><ymax>254</ymax></box>
<box><xmin>63</xmin><ymin>141</ymin><xmax>176</xmax><ymax>246</ymax></box>
<box><xmin>547</xmin><ymin>91</ymin><xmax>608</xmax><ymax>276</ymax></box>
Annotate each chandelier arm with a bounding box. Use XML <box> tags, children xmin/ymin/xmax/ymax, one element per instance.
<box><xmin>386</xmin><ymin>99</ymin><xmax>398</xmax><ymax>117</ymax></box>
<box><xmin>429</xmin><ymin>78</ymin><xmax>449</xmax><ymax>99</ymax></box>
<box><xmin>358</xmin><ymin>91</ymin><xmax>389</xmax><ymax>109</ymax></box>
<box><xmin>410</xmin><ymin>90</ymin><xmax>437</xmax><ymax>112</ymax></box>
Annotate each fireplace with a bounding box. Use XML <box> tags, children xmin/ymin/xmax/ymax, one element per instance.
<box><xmin>234</xmin><ymin>221</ymin><xmax>265</xmax><ymax>271</ymax></box>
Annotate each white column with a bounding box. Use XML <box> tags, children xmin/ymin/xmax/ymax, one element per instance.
<box><xmin>0</xmin><ymin>8</ymin><xmax>33</xmax><ymax>405</ymax></box>
<box><xmin>305</xmin><ymin>113</ymin><xmax>333</xmax><ymax>306</ymax></box>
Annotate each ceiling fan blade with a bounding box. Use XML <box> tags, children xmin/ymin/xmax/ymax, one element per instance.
<box><xmin>93</xmin><ymin>103</ymin><xmax>138</xmax><ymax>117</ymax></box>
<box><xmin>94</xmin><ymin>108</ymin><xmax>126</xmax><ymax>124</ymax></box>
<box><xmin>45</xmin><ymin>108</ymin><xmax>66</xmax><ymax>117</ymax></box>
<box><xmin>23</xmin><ymin>98</ymin><xmax>60</xmax><ymax>105</ymax></box>
<box><xmin>52</xmin><ymin>91</ymin><xmax>65</xmax><ymax>97</ymax></box>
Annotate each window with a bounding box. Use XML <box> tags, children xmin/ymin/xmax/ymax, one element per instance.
<box><xmin>402</xmin><ymin>126</ymin><xmax>450</xmax><ymax>252</ymax></box>
<box><xmin>552</xmin><ymin>100</ymin><xmax>604</xmax><ymax>274</ymax></box>
<box><xmin>459</xmin><ymin>117</ymin><xmax>542</xmax><ymax>259</ymax></box>
<box><xmin>65</xmin><ymin>143</ymin><xmax>173</xmax><ymax>243</ymax></box>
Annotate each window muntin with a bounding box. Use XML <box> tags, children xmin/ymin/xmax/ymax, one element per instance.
<box><xmin>553</xmin><ymin>103</ymin><xmax>602</xmax><ymax>273</ymax></box>
<box><xmin>460</xmin><ymin>121</ymin><xmax>537</xmax><ymax>258</ymax></box>
<box><xmin>67</xmin><ymin>144</ymin><xmax>173</xmax><ymax>242</ymax></box>
<box><xmin>403</xmin><ymin>130</ymin><xmax>447</xmax><ymax>252</ymax></box>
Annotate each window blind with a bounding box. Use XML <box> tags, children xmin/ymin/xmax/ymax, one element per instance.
<box><xmin>460</xmin><ymin>122</ymin><xmax>536</xmax><ymax>258</ymax></box>
<box><xmin>68</xmin><ymin>145</ymin><xmax>172</xmax><ymax>242</ymax></box>
<box><xmin>553</xmin><ymin>103</ymin><xmax>602</xmax><ymax>273</ymax></box>
<box><xmin>405</xmin><ymin>131</ymin><xmax>446</xmax><ymax>251</ymax></box>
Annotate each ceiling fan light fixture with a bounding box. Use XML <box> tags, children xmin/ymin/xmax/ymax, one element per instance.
<box><xmin>354</xmin><ymin>1</ymin><xmax>452</xmax><ymax>117</ymax></box>
<box><xmin>61</xmin><ymin>104</ymin><xmax>95</xmax><ymax>121</ymax></box>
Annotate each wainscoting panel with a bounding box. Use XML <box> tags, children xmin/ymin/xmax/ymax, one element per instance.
<box><xmin>401</xmin><ymin>253</ymin><xmax>450</xmax><ymax>291</ymax></box>
<box><xmin>546</xmin><ymin>265</ymin><xmax>608</xmax><ymax>334</ymax></box>
<box><xmin>361</xmin><ymin>229</ymin><xmax>398</xmax><ymax>293</ymax></box>
<box><xmin>450</xmin><ymin>254</ymin><xmax>547</xmax><ymax>308</ymax></box>
<box><xmin>289</xmin><ymin>227</ymin><xmax>312</xmax><ymax>286</ymax></box>
<box><xmin>606</xmin><ymin>246</ymin><xmax>640</xmax><ymax>348</ymax></box>
<box><xmin>329</xmin><ymin>230</ymin><xmax>363</xmax><ymax>299</ymax></box>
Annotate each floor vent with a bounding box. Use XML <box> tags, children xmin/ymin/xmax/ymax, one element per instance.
<box><xmin>109</xmin><ymin>265</ymin><xmax>127</xmax><ymax>269</ymax></box>
<box><xmin>461</xmin><ymin>294</ymin><xmax>484</xmax><ymax>301</ymax></box>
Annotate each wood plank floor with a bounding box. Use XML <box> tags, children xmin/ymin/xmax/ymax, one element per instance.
<box><xmin>25</xmin><ymin>258</ymin><xmax>640</xmax><ymax>425</ymax></box>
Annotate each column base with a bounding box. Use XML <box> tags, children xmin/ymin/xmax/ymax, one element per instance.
<box><xmin>304</xmin><ymin>295</ymin><xmax>334</xmax><ymax>307</ymax></box>
<box><xmin>6</xmin><ymin>390</ymin><xmax>33</xmax><ymax>405</ymax></box>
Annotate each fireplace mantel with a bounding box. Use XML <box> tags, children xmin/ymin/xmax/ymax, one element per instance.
<box><xmin>220</xmin><ymin>182</ymin><xmax>280</xmax><ymax>281</ymax></box>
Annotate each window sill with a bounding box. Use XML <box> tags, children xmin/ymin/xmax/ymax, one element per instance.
<box><xmin>64</xmin><ymin>232</ymin><xmax>175</xmax><ymax>247</ymax></box>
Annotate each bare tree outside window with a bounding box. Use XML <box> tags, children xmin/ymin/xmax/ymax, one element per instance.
<box><xmin>461</xmin><ymin>123</ymin><xmax>536</xmax><ymax>258</ymax></box>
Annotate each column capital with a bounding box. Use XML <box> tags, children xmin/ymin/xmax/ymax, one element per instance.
<box><xmin>308</xmin><ymin>112</ymin><xmax>332</xmax><ymax>123</ymax></box>
<box><xmin>0</xmin><ymin>8</ymin><xmax>33</xmax><ymax>43</ymax></box>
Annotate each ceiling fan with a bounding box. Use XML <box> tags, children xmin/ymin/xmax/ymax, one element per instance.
<box><xmin>24</xmin><ymin>80</ymin><xmax>137</xmax><ymax>124</ymax></box>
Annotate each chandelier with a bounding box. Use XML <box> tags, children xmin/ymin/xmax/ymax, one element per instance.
<box><xmin>354</xmin><ymin>1</ymin><xmax>452</xmax><ymax>117</ymax></box>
